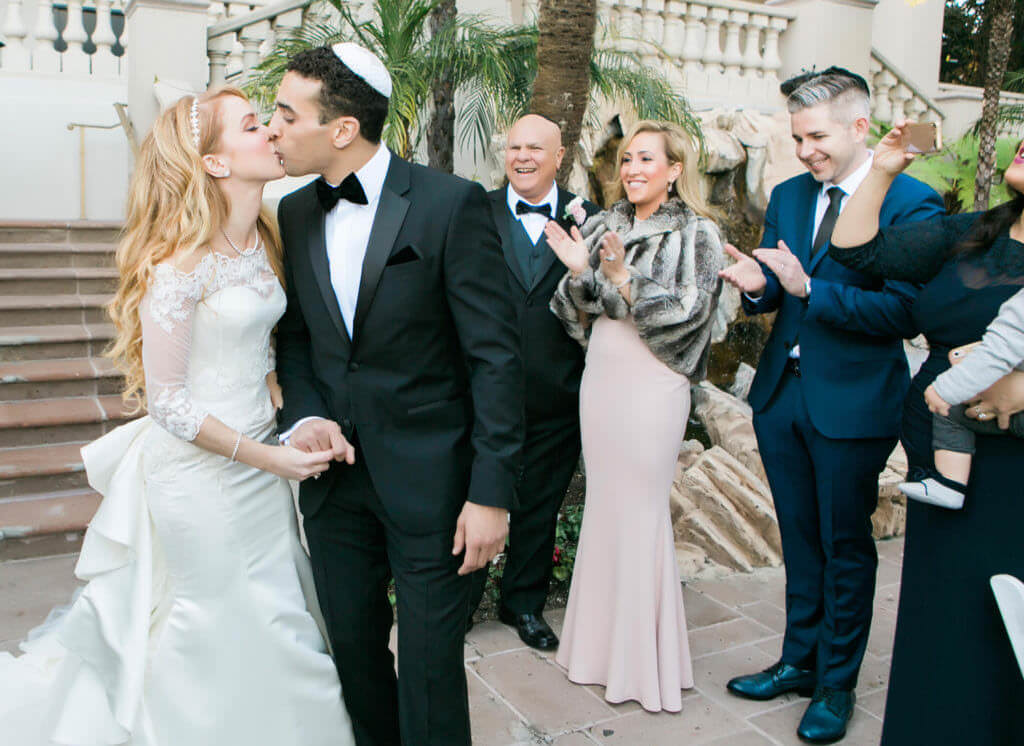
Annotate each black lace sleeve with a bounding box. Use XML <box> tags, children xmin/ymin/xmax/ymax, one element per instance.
<box><xmin>829</xmin><ymin>212</ymin><xmax>980</xmax><ymax>284</ymax></box>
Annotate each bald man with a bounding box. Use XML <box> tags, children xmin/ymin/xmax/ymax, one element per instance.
<box><xmin>468</xmin><ymin>114</ymin><xmax>599</xmax><ymax>649</ymax></box>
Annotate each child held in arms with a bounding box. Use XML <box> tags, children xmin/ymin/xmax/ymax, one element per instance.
<box><xmin>903</xmin><ymin>286</ymin><xmax>1024</xmax><ymax>508</ymax></box>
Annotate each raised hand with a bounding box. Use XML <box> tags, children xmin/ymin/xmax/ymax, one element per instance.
<box><xmin>544</xmin><ymin>220</ymin><xmax>589</xmax><ymax>275</ymax></box>
<box><xmin>752</xmin><ymin>241</ymin><xmax>809</xmax><ymax>298</ymax></box>
<box><xmin>598</xmin><ymin>231</ymin><xmax>629</xmax><ymax>286</ymax></box>
<box><xmin>872</xmin><ymin>119</ymin><xmax>917</xmax><ymax>176</ymax></box>
<box><xmin>719</xmin><ymin>243</ymin><xmax>767</xmax><ymax>296</ymax></box>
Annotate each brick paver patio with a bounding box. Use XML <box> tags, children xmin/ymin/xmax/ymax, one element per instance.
<box><xmin>1</xmin><ymin>537</ymin><xmax>904</xmax><ymax>744</ymax></box>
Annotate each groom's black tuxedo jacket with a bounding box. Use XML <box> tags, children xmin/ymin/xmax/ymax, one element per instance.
<box><xmin>276</xmin><ymin>153</ymin><xmax>525</xmax><ymax>531</ymax></box>
<box><xmin>487</xmin><ymin>186</ymin><xmax>599</xmax><ymax>418</ymax></box>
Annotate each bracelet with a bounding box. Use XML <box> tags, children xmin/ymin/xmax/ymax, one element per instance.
<box><xmin>229</xmin><ymin>431</ymin><xmax>243</xmax><ymax>463</ymax></box>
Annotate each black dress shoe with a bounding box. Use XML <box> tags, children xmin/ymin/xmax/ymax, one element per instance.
<box><xmin>497</xmin><ymin>606</ymin><xmax>559</xmax><ymax>650</ymax></box>
<box><xmin>798</xmin><ymin>687</ymin><xmax>855</xmax><ymax>744</ymax></box>
<box><xmin>726</xmin><ymin>661</ymin><xmax>816</xmax><ymax>701</ymax></box>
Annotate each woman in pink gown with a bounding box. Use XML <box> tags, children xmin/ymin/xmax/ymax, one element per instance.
<box><xmin>545</xmin><ymin>120</ymin><xmax>725</xmax><ymax>712</ymax></box>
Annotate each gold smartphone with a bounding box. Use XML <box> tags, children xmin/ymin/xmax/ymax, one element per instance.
<box><xmin>905</xmin><ymin>121</ymin><xmax>942</xmax><ymax>154</ymax></box>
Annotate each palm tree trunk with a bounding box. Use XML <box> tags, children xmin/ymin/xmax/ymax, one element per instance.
<box><xmin>531</xmin><ymin>0</ymin><xmax>597</xmax><ymax>184</ymax></box>
<box><xmin>427</xmin><ymin>0</ymin><xmax>457</xmax><ymax>173</ymax></box>
<box><xmin>974</xmin><ymin>0</ymin><xmax>1016</xmax><ymax>211</ymax></box>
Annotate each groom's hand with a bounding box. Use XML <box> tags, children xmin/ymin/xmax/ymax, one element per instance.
<box><xmin>453</xmin><ymin>502</ymin><xmax>509</xmax><ymax>576</ymax></box>
<box><xmin>290</xmin><ymin>419</ymin><xmax>356</xmax><ymax>464</ymax></box>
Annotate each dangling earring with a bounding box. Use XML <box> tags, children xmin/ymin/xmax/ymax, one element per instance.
<box><xmin>218</xmin><ymin>169</ymin><xmax>231</xmax><ymax>179</ymax></box>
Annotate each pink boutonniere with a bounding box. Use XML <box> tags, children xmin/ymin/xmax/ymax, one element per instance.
<box><xmin>563</xmin><ymin>196</ymin><xmax>587</xmax><ymax>227</ymax></box>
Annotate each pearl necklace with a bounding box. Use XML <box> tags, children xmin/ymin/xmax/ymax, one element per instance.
<box><xmin>221</xmin><ymin>228</ymin><xmax>261</xmax><ymax>256</ymax></box>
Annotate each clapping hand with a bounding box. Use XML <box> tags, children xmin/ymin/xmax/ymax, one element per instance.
<box><xmin>598</xmin><ymin>231</ymin><xmax>629</xmax><ymax>286</ymax></box>
<box><xmin>872</xmin><ymin>119</ymin><xmax>917</xmax><ymax>176</ymax></box>
<box><xmin>544</xmin><ymin>221</ymin><xmax>589</xmax><ymax>275</ymax></box>
<box><xmin>719</xmin><ymin>243</ymin><xmax>767</xmax><ymax>296</ymax></box>
<box><xmin>752</xmin><ymin>241</ymin><xmax>809</xmax><ymax>298</ymax></box>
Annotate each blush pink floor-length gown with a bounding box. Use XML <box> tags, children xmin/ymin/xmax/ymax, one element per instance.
<box><xmin>555</xmin><ymin>314</ymin><xmax>694</xmax><ymax>713</ymax></box>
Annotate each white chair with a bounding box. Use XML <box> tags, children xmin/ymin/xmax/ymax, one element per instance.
<box><xmin>990</xmin><ymin>574</ymin><xmax>1024</xmax><ymax>679</ymax></box>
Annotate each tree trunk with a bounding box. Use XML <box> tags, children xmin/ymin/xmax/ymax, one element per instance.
<box><xmin>531</xmin><ymin>0</ymin><xmax>597</xmax><ymax>184</ymax></box>
<box><xmin>427</xmin><ymin>0</ymin><xmax>457</xmax><ymax>173</ymax></box>
<box><xmin>974</xmin><ymin>0</ymin><xmax>1016</xmax><ymax>211</ymax></box>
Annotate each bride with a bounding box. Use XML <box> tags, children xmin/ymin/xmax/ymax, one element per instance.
<box><xmin>0</xmin><ymin>88</ymin><xmax>355</xmax><ymax>745</ymax></box>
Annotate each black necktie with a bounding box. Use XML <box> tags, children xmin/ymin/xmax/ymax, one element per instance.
<box><xmin>812</xmin><ymin>186</ymin><xmax>845</xmax><ymax>256</ymax></box>
<box><xmin>316</xmin><ymin>173</ymin><xmax>369</xmax><ymax>212</ymax></box>
<box><xmin>515</xmin><ymin>200</ymin><xmax>551</xmax><ymax>218</ymax></box>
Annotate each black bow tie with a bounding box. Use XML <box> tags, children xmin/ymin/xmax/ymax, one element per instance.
<box><xmin>316</xmin><ymin>173</ymin><xmax>368</xmax><ymax>212</ymax></box>
<box><xmin>515</xmin><ymin>200</ymin><xmax>551</xmax><ymax>217</ymax></box>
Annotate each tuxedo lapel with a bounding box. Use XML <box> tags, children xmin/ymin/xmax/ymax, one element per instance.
<box><xmin>305</xmin><ymin>191</ymin><xmax>352</xmax><ymax>351</ymax></box>
<box><xmin>790</xmin><ymin>175</ymin><xmax>817</xmax><ymax>273</ymax></box>
<box><xmin>807</xmin><ymin>181</ymin><xmax>832</xmax><ymax>275</ymax></box>
<box><xmin>352</xmin><ymin>153</ymin><xmax>410</xmax><ymax>342</ymax></box>
<box><xmin>489</xmin><ymin>190</ymin><xmax>528</xmax><ymax>292</ymax></box>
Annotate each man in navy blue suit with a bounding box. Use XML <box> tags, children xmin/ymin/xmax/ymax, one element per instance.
<box><xmin>719</xmin><ymin>69</ymin><xmax>944</xmax><ymax>744</ymax></box>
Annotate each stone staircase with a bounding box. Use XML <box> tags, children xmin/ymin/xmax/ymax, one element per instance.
<box><xmin>0</xmin><ymin>221</ymin><xmax>135</xmax><ymax>546</ymax></box>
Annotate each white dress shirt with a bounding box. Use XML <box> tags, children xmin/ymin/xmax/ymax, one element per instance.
<box><xmin>506</xmin><ymin>182</ymin><xmax>558</xmax><ymax>244</ymax></box>
<box><xmin>325</xmin><ymin>144</ymin><xmax>392</xmax><ymax>337</ymax></box>
<box><xmin>279</xmin><ymin>144</ymin><xmax>391</xmax><ymax>444</ymax></box>
<box><xmin>746</xmin><ymin>151</ymin><xmax>875</xmax><ymax>359</ymax></box>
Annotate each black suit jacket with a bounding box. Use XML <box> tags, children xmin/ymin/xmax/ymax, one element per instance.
<box><xmin>276</xmin><ymin>153</ymin><xmax>525</xmax><ymax>531</ymax></box>
<box><xmin>488</xmin><ymin>186</ymin><xmax>599</xmax><ymax>418</ymax></box>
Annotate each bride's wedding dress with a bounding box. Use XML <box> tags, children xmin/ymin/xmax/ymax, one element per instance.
<box><xmin>0</xmin><ymin>246</ymin><xmax>355</xmax><ymax>745</ymax></box>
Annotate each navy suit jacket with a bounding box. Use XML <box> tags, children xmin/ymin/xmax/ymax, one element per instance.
<box><xmin>743</xmin><ymin>171</ymin><xmax>944</xmax><ymax>439</ymax></box>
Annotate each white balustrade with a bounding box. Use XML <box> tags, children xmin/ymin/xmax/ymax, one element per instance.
<box><xmin>207</xmin><ymin>0</ymin><xmax>312</xmax><ymax>88</ymax></box>
<box><xmin>870</xmin><ymin>51</ymin><xmax>944</xmax><ymax>127</ymax></box>
<box><xmin>0</xmin><ymin>0</ymin><xmax>126</xmax><ymax>76</ymax></box>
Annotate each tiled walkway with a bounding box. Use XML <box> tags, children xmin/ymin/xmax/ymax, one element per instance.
<box><xmin>1</xmin><ymin>537</ymin><xmax>904</xmax><ymax>745</ymax></box>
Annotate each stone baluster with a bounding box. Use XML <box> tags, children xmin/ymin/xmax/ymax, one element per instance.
<box><xmin>721</xmin><ymin>10</ymin><xmax>745</xmax><ymax>79</ymax></box>
<box><xmin>871</xmin><ymin>68</ymin><xmax>895</xmax><ymax>123</ymax></box>
<box><xmin>208</xmin><ymin>1</ymin><xmax>227</xmax><ymax>24</ymax></box>
<box><xmin>905</xmin><ymin>96</ymin><xmax>927</xmax><ymax>123</ymax></box>
<box><xmin>662</xmin><ymin>0</ymin><xmax>685</xmax><ymax>64</ymax></box>
<box><xmin>762</xmin><ymin>16</ymin><xmax>786</xmax><ymax>90</ymax></box>
<box><xmin>225</xmin><ymin>2</ymin><xmax>249</xmax><ymax>80</ymax></box>
<box><xmin>207</xmin><ymin>31</ymin><xmax>235</xmax><ymax>87</ymax></box>
<box><xmin>702</xmin><ymin>6</ymin><xmax>726</xmax><ymax>74</ymax></box>
<box><xmin>62</xmin><ymin>0</ymin><xmax>91</xmax><ymax>74</ymax></box>
<box><xmin>238</xmin><ymin>19</ymin><xmax>270</xmax><ymax>84</ymax></box>
<box><xmin>742</xmin><ymin>14</ymin><xmax>766</xmax><ymax>78</ymax></box>
<box><xmin>272</xmin><ymin>6</ymin><xmax>304</xmax><ymax>43</ymax></box>
<box><xmin>620</xmin><ymin>0</ymin><xmax>642</xmax><ymax>54</ymax></box>
<box><xmin>640</xmin><ymin>0</ymin><xmax>663</xmax><ymax>69</ymax></box>
<box><xmin>891</xmin><ymin>83</ymin><xmax>911</xmax><ymax>122</ymax></box>
<box><xmin>32</xmin><ymin>0</ymin><xmax>61</xmax><ymax>73</ymax></box>
<box><xmin>1</xmin><ymin>0</ymin><xmax>30</xmax><ymax>71</ymax></box>
<box><xmin>681</xmin><ymin>3</ymin><xmax>707</xmax><ymax>92</ymax></box>
<box><xmin>92</xmin><ymin>0</ymin><xmax>120</xmax><ymax>76</ymax></box>
<box><xmin>114</xmin><ymin>0</ymin><xmax>127</xmax><ymax>76</ymax></box>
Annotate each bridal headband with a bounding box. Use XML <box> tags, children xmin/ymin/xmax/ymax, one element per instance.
<box><xmin>190</xmin><ymin>97</ymin><xmax>201</xmax><ymax>150</ymax></box>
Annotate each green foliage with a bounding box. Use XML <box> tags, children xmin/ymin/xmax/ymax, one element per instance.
<box><xmin>905</xmin><ymin>132</ymin><xmax>1019</xmax><ymax>213</ymax></box>
<box><xmin>246</xmin><ymin>0</ymin><xmax>698</xmax><ymax>166</ymax></box>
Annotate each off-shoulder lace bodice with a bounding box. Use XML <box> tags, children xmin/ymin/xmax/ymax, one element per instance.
<box><xmin>140</xmin><ymin>247</ymin><xmax>284</xmax><ymax>440</ymax></box>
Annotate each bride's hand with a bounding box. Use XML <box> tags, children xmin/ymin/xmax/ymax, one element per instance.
<box><xmin>543</xmin><ymin>221</ymin><xmax>589</xmax><ymax>275</ymax></box>
<box><xmin>267</xmin><ymin>445</ymin><xmax>333</xmax><ymax>481</ymax></box>
<box><xmin>872</xmin><ymin>119</ymin><xmax>917</xmax><ymax>176</ymax></box>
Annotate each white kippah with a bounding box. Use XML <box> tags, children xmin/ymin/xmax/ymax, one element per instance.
<box><xmin>331</xmin><ymin>42</ymin><xmax>392</xmax><ymax>99</ymax></box>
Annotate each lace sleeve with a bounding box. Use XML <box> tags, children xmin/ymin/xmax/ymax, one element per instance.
<box><xmin>140</xmin><ymin>261</ymin><xmax>212</xmax><ymax>441</ymax></box>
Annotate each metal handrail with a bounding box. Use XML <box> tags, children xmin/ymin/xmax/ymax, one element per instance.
<box><xmin>67</xmin><ymin>103</ymin><xmax>136</xmax><ymax>219</ymax></box>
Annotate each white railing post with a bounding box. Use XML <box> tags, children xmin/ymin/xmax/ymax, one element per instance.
<box><xmin>891</xmin><ymin>83</ymin><xmax>911</xmax><ymax>122</ymax></box>
<box><xmin>208</xmin><ymin>31</ymin><xmax>235</xmax><ymax>86</ymax></box>
<box><xmin>702</xmin><ymin>6</ymin><xmax>725</xmax><ymax>74</ymax></box>
<box><xmin>1</xmin><ymin>0</ymin><xmax>30</xmax><ymax>71</ymax></box>
<box><xmin>681</xmin><ymin>2</ymin><xmax>707</xmax><ymax>87</ymax></box>
<box><xmin>721</xmin><ymin>10</ymin><xmax>745</xmax><ymax>80</ymax></box>
<box><xmin>872</xmin><ymin>68</ymin><xmax>895</xmax><ymax>123</ymax></box>
<box><xmin>62</xmin><ymin>0</ymin><xmax>92</xmax><ymax>74</ymax></box>
<box><xmin>743</xmin><ymin>13</ymin><xmax>766</xmax><ymax>78</ymax></box>
<box><xmin>239</xmin><ymin>19</ymin><xmax>270</xmax><ymax>84</ymax></box>
<box><xmin>92</xmin><ymin>0</ymin><xmax>121</xmax><ymax>77</ymax></box>
<box><xmin>640</xmin><ymin>0</ymin><xmax>662</xmax><ymax>69</ymax></box>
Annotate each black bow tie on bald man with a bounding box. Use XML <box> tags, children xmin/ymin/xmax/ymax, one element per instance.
<box><xmin>316</xmin><ymin>172</ymin><xmax>369</xmax><ymax>212</ymax></box>
<box><xmin>516</xmin><ymin>200</ymin><xmax>552</xmax><ymax>217</ymax></box>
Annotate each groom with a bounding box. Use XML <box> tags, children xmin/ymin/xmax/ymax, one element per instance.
<box><xmin>269</xmin><ymin>45</ymin><xmax>524</xmax><ymax>746</ymax></box>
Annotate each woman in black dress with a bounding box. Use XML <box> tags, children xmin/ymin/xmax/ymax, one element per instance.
<box><xmin>830</xmin><ymin>127</ymin><xmax>1024</xmax><ymax>745</ymax></box>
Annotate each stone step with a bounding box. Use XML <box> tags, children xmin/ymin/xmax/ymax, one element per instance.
<box><xmin>0</xmin><ymin>294</ymin><xmax>111</xmax><ymax>328</ymax></box>
<box><xmin>0</xmin><ymin>487</ymin><xmax>102</xmax><ymax>540</ymax></box>
<box><xmin>0</xmin><ymin>220</ymin><xmax>121</xmax><ymax>245</ymax></box>
<box><xmin>0</xmin><ymin>267</ymin><xmax>118</xmax><ymax>296</ymax></box>
<box><xmin>0</xmin><ymin>243</ymin><xmax>116</xmax><ymax>269</ymax></box>
<box><xmin>0</xmin><ymin>324</ymin><xmax>114</xmax><ymax>362</ymax></box>
<box><xmin>0</xmin><ymin>442</ymin><xmax>90</xmax><ymax>498</ymax></box>
<box><xmin>0</xmin><ymin>395</ymin><xmax>136</xmax><ymax>448</ymax></box>
<box><xmin>0</xmin><ymin>358</ymin><xmax>122</xmax><ymax>401</ymax></box>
